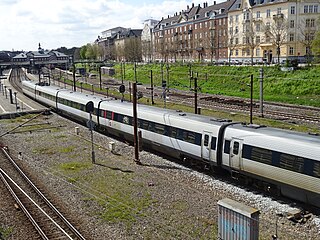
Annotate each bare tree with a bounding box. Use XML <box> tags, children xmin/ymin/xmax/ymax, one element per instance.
<box><xmin>242</xmin><ymin>12</ymin><xmax>260</xmax><ymax>65</ymax></box>
<box><xmin>299</xmin><ymin>18</ymin><xmax>319</xmax><ymax>65</ymax></box>
<box><xmin>124</xmin><ymin>37</ymin><xmax>142</xmax><ymax>62</ymax></box>
<box><xmin>311</xmin><ymin>16</ymin><xmax>320</xmax><ymax>59</ymax></box>
<box><xmin>141</xmin><ymin>40</ymin><xmax>153</xmax><ymax>62</ymax></box>
<box><xmin>264</xmin><ymin>14</ymin><xmax>288</xmax><ymax>64</ymax></box>
<box><xmin>227</xmin><ymin>20</ymin><xmax>239</xmax><ymax>64</ymax></box>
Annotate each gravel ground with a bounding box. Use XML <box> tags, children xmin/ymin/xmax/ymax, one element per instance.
<box><xmin>0</xmin><ymin>112</ymin><xmax>319</xmax><ymax>240</ymax></box>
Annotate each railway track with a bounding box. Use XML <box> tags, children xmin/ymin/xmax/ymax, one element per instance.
<box><xmin>27</xmin><ymin>69</ymin><xmax>320</xmax><ymax>126</ymax></box>
<box><xmin>0</xmin><ymin>146</ymin><xmax>86</xmax><ymax>240</ymax></box>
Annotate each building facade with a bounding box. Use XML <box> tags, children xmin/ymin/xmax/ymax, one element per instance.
<box><xmin>152</xmin><ymin>0</ymin><xmax>319</xmax><ymax>64</ymax></box>
<box><xmin>141</xmin><ymin>19</ymin><xmax>159</xmax><ymax>62</ymax></box>
<box><xmin>228</xmin><ymin>0</ymin><xmax>319</xmax><ymax>64</ymax></box>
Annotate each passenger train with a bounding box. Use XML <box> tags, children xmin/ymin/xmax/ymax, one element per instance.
<box><xmin>21</xmin><ymin>80</ymin><xmax>320</xmax><ymax>208</ymax></box>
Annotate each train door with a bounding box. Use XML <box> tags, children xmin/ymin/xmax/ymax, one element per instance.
<box><xmin>229</xmin><ymin>138</ymin><xmax>243</xmax><ymax>170</ymax></box>
<box><xmin>201</xmin><ymin>131</ymin><xmax>212</xmax><ymax>160</ymax></box>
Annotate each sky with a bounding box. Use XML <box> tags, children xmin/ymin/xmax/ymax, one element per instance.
<box><xmin>0</xmin><ymin>0</ymin><xmax>223</xmax><ymax>52</ymax></box>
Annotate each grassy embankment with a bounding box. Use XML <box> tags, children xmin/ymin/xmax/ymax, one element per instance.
<box><xmin>70</xmin><ymin>63</ymin><xmax>320</xmax><ymax>133</ymax></box>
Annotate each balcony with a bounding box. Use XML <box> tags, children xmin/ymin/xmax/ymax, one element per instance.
<box><xmin>273</xmin><ymin>13</ymin><xmax>284</xmax><ymax>19</ymax></box>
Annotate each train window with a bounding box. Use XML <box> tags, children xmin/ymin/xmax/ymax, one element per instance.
<box><xmin>186</xmin><ymin>132</ymin><xmax>196</xmax><ymax>144</ymax></box>
<box><xmin>204</xmin><ymin>135</ymin><xmax>209</xmax><ymax>147</ymax></box>
<box><xmin>233</xmin><ymin>142</ymin><xmax>239</xmax><ymax>155</ymax></box>
<box><xmin>211</xmin><ymin>137</ymin><xmax>217</xmax><ymax>150</ymax></box>
<box><xmin>169</xmin><ymin>127</ymin><xmax>177</xmax><ymax>138</ymax></box>
<box><xmin>106</xmin><ymin>111</ymin><xmax>112</xmax><ymax>119</ymax></box>
<box><xmin>154</xmin><ymin>123</ymin><xmax>165</xmax><ymax>134</ymax></box>
<box><xmin>224</xmin><ymin>140</ymin><xmax>230</xmax><ymax>154</ymax></box>
<box><xmin>251</xmin><ymin>147</ymin><xmax>272</xmax><ymax>164</ymax></box>
<box><xmin>313</xmin><ymin>162</ymin><xmax>320</xmax><ymax>178</ymax></box>
<box><xmin>280</xmin><ymin>154</ymin><xmax>304</xmax><ymax>173</ymax></box>
<box><xmin>142</xmin><ymin>120</ymin><xmax>149</xmax><ymax>130</ymax></box>
<box><xmin>148</xmin><ymin>122</ymin><xmax>154</xmax><ymax>132</ymax></box>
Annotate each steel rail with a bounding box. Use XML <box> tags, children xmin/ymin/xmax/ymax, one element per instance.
<box><xmin>1</xmin><ymin>147</ymin><xmax>86</xmax><ymax>240</ymax></box>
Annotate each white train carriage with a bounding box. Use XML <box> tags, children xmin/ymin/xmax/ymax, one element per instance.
<box><xmin>56</xmin><ymin>90</ymin><xmax>106</xmax><ymax>124</ymax></box>
<box><xmin>221</xmin><ymin>124</ymin><xmax>320</xmax><ymax>206</ymax></box>
<box><xmin>96</xmin><ymin>100</ymin><xmax>225</xmax><ymax>165</ymax></box>
<box><xmin>22</xmin><ymin>80</ymin><xmax>66</xmax><ymax>108</ymax></box>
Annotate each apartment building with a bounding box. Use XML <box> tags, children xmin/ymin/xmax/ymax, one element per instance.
<box><xmin>153</xmin><ymin>1</ymin><xmax>235</xmax><ymax>62</ymax></box>
<box><xmin>152</xmin><ymin>0</ymin><xmax>319</xmax><ymax>64</ymax></box>
<box><xmin>228</xmin><ymin>0</ymin><xmax>319</xmax><ymax>64</ymax></box>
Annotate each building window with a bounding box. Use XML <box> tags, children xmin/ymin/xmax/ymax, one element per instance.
<box><xmin>200</xmin><ymin>22</ymin><xmax>202</xmax><ymax>28</ymax></box>
<box><xmin>304</xmin><ymin>5</ymin><xmax>308</xmax><ymax>13</ymax></box>
<box><xmin>195</xmin><ymin>24</ymin><xmax>197</xmax><ymax>30</ymax></box>
<box><xmin>266</xmin><ymin>9</ymin><xmax>270</xmax><ymax>18</ymax></box>
<box><xmin>315</xmin><ymin>5</ymin><xmax>318</xmax><ymax>13</ymax></box>
<box><xmin>256</xmin><ymin>23</ymin><xmax>261</xmax><ymax>32</ymax></box>
<box><xmin>266</xmin><ymin>22</ymin><xmax>270</xmax><ymax>30</ymax></box>
<box><xmin>235</xmin><ymin>38</ymin><xmax>239</xmax><ymax>44</ymax></box>
<box><xmin>290</xmin><ymin>20</ymin><xmax>295</xmax><ymax>28</ymax></box>
<box><xmin>235</xmin><ymin>49</ymin><xmax>239</xmax><ymax>56</ymax></box>
<box><xmin>309</xmin><ymin>5</ymin><xmax>313</xmax><ymax>13</ymax></box>
<box><xmin>256</xmin><ymin>11</ymin><xmax>261</xmax><ymax>18</ymax></box>
<box><xmin>277</xmin><ymin>8</ymin><xmax>282</xmax><ymax>14</ymax></box>
<box><xmin>235</xmin><ymin>15</ymin><xmax>239</xmax><ymax>23</ymax></box>
<box><xmin>311</xmin><ymin>19</ymin><xmax>315</xmax><ymax>27</ymax></box>
<box><xmin>290</xmin><ymin>6</ymin><xmax>295</xmax><ymax>14</ymax></box>
<box><xmin>289</xmin><ymin>33</ymin><xmax>294</xmax><ymax>42</ymax></box>
<box><xmin>289</xmin><ymin>47</ymin><xmax>294</xmax><ymax>55</ymax></box>
<box><xmin>235</xmin><ymin>26</ymin><xmax>239</xmax><ymax>34</ymax></box>
<box><xmin>256</xmin><ymin>36</ymin><xmax>260</xmax><ymax>43</ymax></box>
<box><xmin>229</xmin><ymin>27</ymin><xmax>233</xmax><ymax>35</ymax></box>
<box><xmin>229</xmin><ymin>16</ymin><xmax>233</xmax><ymax>24</ymax></box>
<box><xmin>256</xmin><ymin>48</ymin><xmax>260</xmax><ymax>57</ymax></box>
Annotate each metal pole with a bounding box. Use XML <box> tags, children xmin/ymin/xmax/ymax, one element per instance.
<box><xmin>38</xmin><ymin>66</ymin><xmax>41</xmax><ymax>83</ymax></box>
<box><xmin>121</xmin><ymin>62</ymin><xmax>123</xmax><ymax>84</ymax></box>
<box><xmin>90</xmin><ymin>112</ymin><xmax>95</xmax><ymax>164</ymax></box>
<box><xmin>9</xmin><ymin>89</ymin><xmax>13</xmax><ymax>104</ymax></box>
<box><xmin>91</xmin><ymin>84</ymin><xmax>94</xmax><ymax>95</ymax></box>
<box><xmin>259</xmin><ymin>68</ymin><xmax>264</xmax><ymax>117</ymax></box>
<box><xmin>129</xmin><ymin>82</ymin><xmax>132</xmax><ymax>102</ymax></box>
<box><xmin>250</xmin><ymin>74</ymin><xmax>253</xmax><ymax>124</ymax></box>
<box><xmin>14</xmin><ymin>92</ymin><xmax>18</xmax><ymax>111</ymax></box>
<box><xmin>4</xmin><ymin>86</ymin><xmax>7</xmax><ymax>98</ymax></box>
<box><xmin>132</xmin><ymin>82</ymin><xmax>140</xmax><ymax>164</ymax></box>
<box><xmin>99</xmin><ymin>66</ymin><xmax>102</xmax><ymax>90</ymax></box>
<box><xmin>166</xmin><ymin>64</ymin><xmax>169</xmax><ymax>90</ymax></box>
<box><xmin>73</xmin><ymin>63</ymin><xmax>76</xmax><ymax>91</ymax></box>
<box><xmin>150</xmin><ymin>70</ymin><xmax>154</xmax><ymax>105</ymax></box>
<box><xmin>194</xmin><ymin>76</ymin><xmax>198</xmax><ymax>114</ymax></box>
<box><xmin>134</xmin><ymin>62</ymin><xmax>137</xmax><ymax>83</ymax></box>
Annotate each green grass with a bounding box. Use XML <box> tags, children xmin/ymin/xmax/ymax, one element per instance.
<box><xmin>111</xmin><ymin>63</ymin><xmax>320</xmax><ymax>107</ymax></box>
<box><xmin>0</xmin><ymin>226</ymin><xmax>13</xmax><ymax>239</ymax></box>
<box><xmin>58</xmin><ymin>162</ymin><xmax>92</xmax><ymax>173</ymax></box>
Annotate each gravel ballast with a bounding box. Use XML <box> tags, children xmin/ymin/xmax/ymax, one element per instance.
<box><xmin>0</xmin><ymin>113</ymin><xmax>319</xmax><ymax>239</ymax></box>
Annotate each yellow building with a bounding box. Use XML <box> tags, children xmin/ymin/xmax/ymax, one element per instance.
<box><xmin>228</xmin><ymin>0</ymin><xmax>319</xmax><ymax>64</ymax></box>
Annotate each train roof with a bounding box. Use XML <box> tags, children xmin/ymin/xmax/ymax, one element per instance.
<box><xmin>229</xmin><ymin>123</ymin><xmax>320</xmax><ymax>146</ymax></box>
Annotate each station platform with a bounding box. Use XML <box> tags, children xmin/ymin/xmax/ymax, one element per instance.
<box><xmin>0</xmin><ymin>70</ymin><xmax>47</xmax><ymax>117</ymax></box>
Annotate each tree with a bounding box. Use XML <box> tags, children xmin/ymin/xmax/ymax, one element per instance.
<box><xmin>80</xmin><ymin>45</ymin><xmax>88</xmax><ymax>59</ymax></box>
<box><xmin>311</xmin><ymin>16</ymin><xmax>320</xmax><ymax>60</ymax></box>
<box><xmin>264</xmin><ymin>14</ymin><xmax>288</xmax><ymax>64</ymax></box>
<box><xmin>299</xmin><ymin>18</ymin><xmax>318</xmax><ymax>65</ymax></box>
<box><xmin>227</xmin><ymin>19</ymin><xmax>239</xmax><ymax>64</ymax></box>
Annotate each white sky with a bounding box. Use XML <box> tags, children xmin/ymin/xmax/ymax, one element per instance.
<box><xmin>0</xmin><ymin>0</ymin><xmax>223</xmax><ymax>52</ymax></box>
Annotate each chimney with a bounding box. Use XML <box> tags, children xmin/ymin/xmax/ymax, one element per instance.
<box><xmin>168</xmin><ymin>15</ymin><xmax>169</xmax><ymax>18</ymax></box>
<box><xmin>187</xmin><ymin>5</ymin><xmax>189</xmax><ymax>9</ymax></box>
<box><xmin>203</xmin><ymin>2</ymin><xmax>206</xmax><ymax>8</ymax></box>
<box><xmin>214</xmin><ymin>1</ymin><xmax>216</xmax><ymax>5</ymax></box>
<box><xmin>192</xmin><ymin>3</ymin><xmax>194</xmax><ymax>8</ymax></box>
